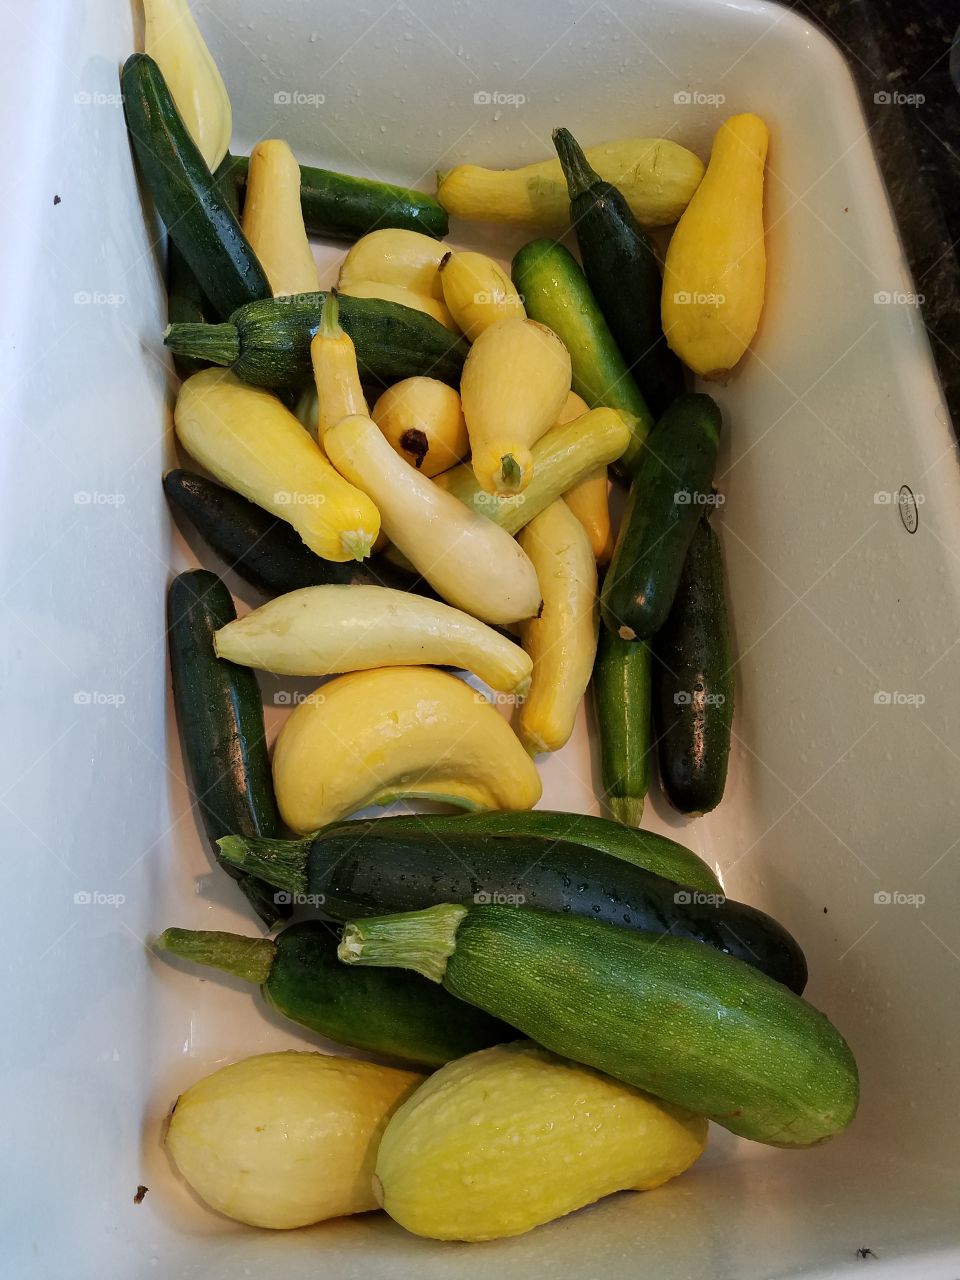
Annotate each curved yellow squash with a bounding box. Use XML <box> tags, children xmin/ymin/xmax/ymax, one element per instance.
<box><xmin>375</xmin><ymin>1041</ymin><xmax>707</xmax><ymax>1241</ymax></box>
<box><xmin>437</xmin><ymin>137</ymin><xmax>704</xmax><ymax>229</ymax></box>
<box><xmin>144</xmin><ymin>0</ymin><xmax>232</xmax><ymax>171</ymax></box>
<box><xmin>241</xmin><ymin>140</ymin><xmax>320</xmax><ymax>297</ymax></box>
<box><xmin>166</xmin><ymin>1052</ymin><xmax>423</xmax><ymax>1229</ymax></box>
<box><xmin>272</xmin><ymin>666</ymin><xmax>542</xmax><ymax>832</ymax></box>
<box><xmin>661</xmin><ymin>113</ymin><xmax>769</xmax><ymax>379</ymax></box>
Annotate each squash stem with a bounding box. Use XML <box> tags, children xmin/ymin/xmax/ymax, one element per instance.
<box><xmin>318</xmin><ymin>287</ymin><xmax>342</xmax><ymax>338</ymax></box>
<box><xmin>217</xmin><ymin>834</ymin><xmax>312</xmax><ymax>895</ymax></box>
<box><xmin>338</xmin><ymin>904</ymin><xmax>468</xmax><ymax>983</ymax></box>
<box><xmin>498</xmin><ymin>454</ymin><xmax>523</xmax><ymax>493</ymax></box>
<box><xmin>158</xmin><ymin>928</ymin><xmax>275</xmax><ymax>986</ymax></box>
<box><xmin>164</xmin><ymin>321</ymin><xmax>239</xmax><ymax>367</ymax></box>
<box><xmin>340</xmin><ymin>529</ymin><xmax>375</xmax><ymax>561</ymax></box>
<box><xmin>552</xmin><ymin>128</ymin><xmax>601</xmax><ymax>200</ymax></box>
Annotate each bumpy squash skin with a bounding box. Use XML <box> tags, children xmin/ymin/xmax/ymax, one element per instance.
<box><xmin>440</xmin><ymin>907</ymin><xmax>859</xmax><ymax>1147</ymax></box>
<box><xmin>165</xmin><ymin>1052</ymin><xmax>423</xmax><ymax>1228</ymax></box>
<box><xmin>662</xmin><ymin>114</ymin><xmax>769</xmax><ymax>378</ymax></box>
<box><xmin>376</xmin><ymin>1041</ymin><xmax>707</xmax><ymax>1241</ymax></box>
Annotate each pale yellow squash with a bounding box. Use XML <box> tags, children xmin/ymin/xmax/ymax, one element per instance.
<box><xmin>166</xmin><ymin>1052</ymin><xmax>423</xmax><ymax>1229</ymax></box>
<box><xmin>144</xmin><ymin>0</ymin><xmax>232</xmax><ymax>171</ymax></box>
<box><xmin>371</xmin><ymin>377</ymin><xmax>468</xmax><ymax>476</ymax></box>
<box><xmin>437</xmin><ymin>137</ymin><xmax>704</xmax><ymax>230</ymax></box>
<box><xmin>338</xmin><ymin>228</ymin><xmax>447</xmax><ymax>301</ymax></box>
<box><xmin>272</xmin><ymin>666</ymin><xmax>542</xmax><ymax>832</ymax></box>
<box><xmin>174</xmin><ymin>369</ymin><xmax>380</xmax><ymax>562</ymax></box>
<box><xmin>460</xmin><ymin>317</ymin><xmax>571</xmax><ymax>494</ymax></box>
<box><xmin>241</xmin><ymin>139</ymin><xmax>320</xmax><ymax>297</ymax></box>
<box><xmin>661</xmin><ymin>113</ymin><xmax>769</xmax><ymax>378</ymax></box>
<box><xmin>518</xmin><ymin>501</ymin><xmax>598</xmax><ymax>754</ymax></box>
<box><xmin>438</xmin><ymin>250</ymin><xmax>525</xmax><ymax>341</ymax></box>
<box><xmin>375</xmin><ymin>1041</ymin><xmax>707</xmax><ymax>1241</ymax></box>
<box><xmin>310</xmin><ymin>290</ymin><xmax>368</xmax><ymax>440</ymax></box>
<box><xmin>556</xmin><ymin>390</ymin><xmax>613</xmax><ymax>561</ymax></box>
<box><xmin>338</xmin><ymin>278</ymin><xmax>457</xmax><ymax>330</ymax></box>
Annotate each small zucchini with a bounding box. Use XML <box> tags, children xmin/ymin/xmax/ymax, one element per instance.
<box><xmin>213</xmin><ymin>584</ymin><xmax>532</xmax><ymax>695</ymax></box>
<box><xmin>165</xmin><ymin>1052</ymin><xmax>423</xmax><ymax>1228</ymax></box>
<box><xmin>434</xmin><ymin>406</ymin><xmax>629</xmax><ymax>536</ymax></box>
<box><xmin>164</xmin><ymin>291</ymin><xmax>468</xmax><ymax>389</ymax></box>
<box><xmin>340</xmin><ymin>904</ymin><xmax>857</xmax><ymax>1147</ymax></box>
<box><xmin>338</xmin><ymin>228</ymin><xmax>448</xmax><ymax>300</ymax></box>
<box><xmin>593</xmin><ymin>627</ymin><xmax>652</xmax><ymax>827</ymax></box>
<box><xmin>158</xmin><ymin>921</ymin><xmax>511</xmax><ymax>1067</ymax></box>
<box><xmin>438</xmin><ymin>250</ymin><xmax>525</xmax><ymax>340</ymax></box>
<box><xmin>554</xmin><ymin>127</ymin><xmax>684</xmax><ymax>418</ymax></box>
<box><xmin>121</xmin><ymin>54</ymin><xmax>269</xmax><ymax>320</ymax></box>
<box><xmin>601</xmin><ymin>393</ymin><xmax>722</xmax><ymax>640</ymax></box>
<box><xmin>162</xmin><ymin>470</ymin><xmax>423</xmax><ymax>596</ymax></box>
<box><xmin>270</xmin><ymin>667</ymin><xmax>542</xmax><ymax>833</ymax></box>
<box><xmin>512</xmin><ymin>239</ymin><xmax>652</xmax><ymax>474</ymax></box>
<box><xmin>241</xmin><ymin>139</ymin><xmax>321</xmax><ymax>297</ymax></box>
<box><xmin>376</xmin><ymin>1041</ymin><xmax>706</xmax><ymax>1240</ymax></box>
<box><xmin>653</xmin><ymin>517</ymin><xmax>734</xmax><ymax>814</ymax></box>
<box><xmin>143</xmin><ymin>0</ymin><xmax>231</xmax><ymax>171</ymax></box>
<box><xmin>310</xmin><ymin>807</ymin><xmax>722</xmax><ymax>894</ymax></box>
<box><xmin>436</xmin><ymin>136</ymin><xmax>704</xmax><ymax>229</ymax></box>
<box><xmin>309</xmin><ymin>290</ymin><xmax>368</xmax><ymax>440</ymax></box>
<box><xmin>174</xmin><ymin>370</ymin><xmax>381</xmax><ymax>563</ymax></box>
<box><xmin>226</xmin><ymin>152</ymin><xmax>449</xmax><ymax>240</ymax></box>
<box><xmin>371</xmin><ymin>377</ymin><xmax>468</xmax><ymax>476</ymax></box>
<box><xmin>460</xmin><ymin>317</ymin><xmax>572</xmax><ymax>494</ymax></box>
<box><xmin>324</xmin><ymin>414</ymin><xmax>541</xmax><ymax>625</ymax></box>
<box><xmin>518</xmin><ymin>501</ymin><xmax>598</xmax><ymax>754</ymax></box>
<box><xmin>222</xmin><ymin>824</ymin><xmax>807</xmax><ymax>990</ymax></box>
<box><xmin>662</xmin><ymin>114</ymin><xmax>769</xmax><ymax>378</ymax></box>
<box><xmin>167</xmin><ymin>570</ymin><xmax>285</xmax><ymax>927</ymax></box>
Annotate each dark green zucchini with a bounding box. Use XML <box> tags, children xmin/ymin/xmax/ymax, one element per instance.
<box><xmin>167</xmin><ymin>570</ymin><xmax>287</xmax><ymax>927</ymax></box>
<box><xmin>512</xmin><ymin>239</ymin><xmax>653</xmax><ymax>475</ymax></box>
<box><xmin>593</xmin><ymin>627</ymin><xmax>652</xmax><ymax>827</ymax></box>
<box><xmin>220</xmin><ymin>153</ymin><xmax>448</xmax><ymax>241</ymax></box>
<box><xmin>340</xmin><ymin>904</ymin><xmax>857</xmax><ymax>1147</ymax></box>
<box><xmin>553</xmin><ymin>128</ymin><xmax>685</xmax><ymax>417</ymax></box>
<box><xmin>601</xmin><ymin>393</ymin><xmax>722</xmax><ymax>640</ymax></box>
<box><xmin>164</xmin><ymin>291</ymin><xmax>468</xmax><ymax>389</ymax></box>
<box><xmin>308</xmin><ymin>810</ymin><xmax>721</xmax><ymax>894</ymax></box>
<box><xmin>121</xmin><ymin>55</ymin><xmax>269</xmax><ymax>320</ymax></box>
<box><xmin>163</xmin><ymin>470</ymin><xmax>427</xmax><ymax>598</ymax></box>
<box><xmin>219</xmin><ymin>825</ymin><xmax>807</xmax><ymax>992</ymax></box>
<box><xmin>653</xmin><ymin>517</ymin><xmax>734</xmax><ymax>814</ymax></box>
<box><xmin>158</xmin><ymin>921</ymin><xmax>510</xmax><ymax>1067</ymax></box>
<box><xmin>166</xmin><ymin>243</ymin><xmax>210</xmax><ymax>380</ymax></box>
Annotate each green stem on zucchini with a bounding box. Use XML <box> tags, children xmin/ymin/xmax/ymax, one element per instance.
<box><xmin>499</xmin><ymin>455</ymin><xmax>523</xmax><ymax>492</ymax></box>
<box><xmin>552</xmin><ymin>128</ymin><xmax>602</xmax><ymax>199</ymax></box>
<box><xmin>338</xmin><ymin>904</ymin><xmax>468</xmax><ymax>983</ymax></box>
<box><xmin>608</xmin><ymin>796</ymin><xmax>645</xmax><ymax>827</ymax></box>
<box><xmin>164</xmin><ymin>322</ymin><xmax>239</xmax><ymax>368</ymax></box>
<box><xmin>217</xmin><ymin>834</ymin><xmax>313</xmax><ymax>895</ymax></box>
<box><xmin>159</xmin><ymin>928</ymin><xmax>275</xmax><ymax>985</ymax></box>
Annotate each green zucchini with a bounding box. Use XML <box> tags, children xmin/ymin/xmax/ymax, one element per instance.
<box><xmin>163</xmin><ymin>470</ymin><xmax>427</xmax><ymax>598</ymax></box>
<box><xmin>601</xmin><ymin>393</ymin><xmax>722</xmax><ymax>641</ymax></box>
<box><xmin>219</xmin><ymin>825</ymin><xmax>807</xmax><ymax>991</ymax></box>
<box><xmin>653</xmin><ymin>517</ymin><xmax>734</xmax><ymax>814</ymax></box>
<box><xmin>158</xmin><ymin>921</ymin><xmax>509</xmax><ymax>1067</ymax></box>
<box><xmin>167</xmin><ymin>570</ymin><xmax>287</xmax><ymax>927</ymax></box>
<box><xmin>310</xmin><ymin>808</ymin><xmax>721</xmax><ymax>894</ymax></box>
<box><xmin>511</xmin><ymin>239</ymin><xmax>653</xmax><ymax>474</ymax></box>
<box><xmin>340</xmin><ymin>904</ymin><xmax>858</xmax><ymax>1147</ymax></box>
<box><xmin>164</xmin><ymin>292</ymin><xmax>468</xmax><ymax>390</ymax></box>
<box><xmin>593</xmin><ymin>628</ymin><xmax>652</xmax><ymax>827</ymax></box>
<box><xmin>220</xmin><ymin>153</ymin><xmax>448</xmax><ymax>241</ymax></box>
<box><xmin>553</xmin><ymin>128</ymin><xmax>684</xmax><ymax>418</ymax></box>
<box><xmin>121</xmin><ymin>55</ymin><xmax>270</xmax><ymax>320</ymax></box>
<box><xmin>166</xmin><ymin>243</ymin><xmax>210</xmax><ymax>380</ymax></box>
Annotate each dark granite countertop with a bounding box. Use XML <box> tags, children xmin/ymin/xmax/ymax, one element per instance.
<box><xmin>797</xmin><ymin>0</ymin><xmax>960</xmax><ymax>427</ymax></box>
